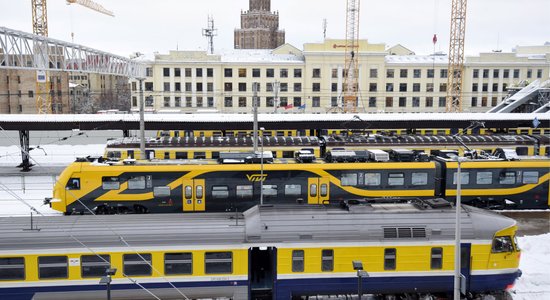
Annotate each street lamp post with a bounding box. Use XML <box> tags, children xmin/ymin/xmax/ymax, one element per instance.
<box><xmin>259</xmin><ymin>127</ymin><xmax>265</xmax><ymax>206</ymax></box>
<box><xmin>453</xmin><ymin>155</ymin><xmax>467</xmax><ymax>299</ymax></box>
<box><xmin>99</xmin><ymin>268</ymin><xmax>117</xmax><ymax>300</ymax></box>
<box><xmin>352</xmin><ymin>260</ymin><xmax>368</xmax><ymax>300</ymax></box>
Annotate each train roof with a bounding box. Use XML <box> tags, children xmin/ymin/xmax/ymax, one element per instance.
<box><xmin>323</xmin><ymin>134</ymin><xmax>539</xmax><ymax>146</ymax></box>
<box><xmin>106</xmin><ymin>136</ymin><xmax>320</xmax><ymax>148</ymax></box>
<box><xmin>0</xmin><ymin>203</ymin><xmax>515</xmax><ymax>253</ymax></box>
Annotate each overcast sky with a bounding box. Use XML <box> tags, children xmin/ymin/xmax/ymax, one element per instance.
<box><xmin>1</xmin><ymin>0</ymin><xmax>548</xmax><ymax>58</ymax></box>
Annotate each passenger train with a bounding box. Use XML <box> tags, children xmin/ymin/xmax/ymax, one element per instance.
<box><xmin>105</xmin><ymin>133</ymin><xmax>550</xmax><ymax>161</ymax></box>
<box><xmin>46</xmin><ymin>152</ymin><xmax>550</xmax><ymax>215</ymax></box>
<box><xmin>0</xmin><ymin>203</ymin><xmax>522</xmax><ymax>299</ymax></box>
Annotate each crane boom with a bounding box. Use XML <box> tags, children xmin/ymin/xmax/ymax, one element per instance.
<box><xmin>446</xmin><ymin>0</ymin><xmax>468</xmax><ymax>112</ymax></box>
<box><xmin>66</xmin><ymin>0</ymin><xmax>114</xmax><ymax>17</ymax></box>
<box><xmin>342</xmin><ymin>0</ymin><xmax>360</xmax><ymax>113</ymax></box>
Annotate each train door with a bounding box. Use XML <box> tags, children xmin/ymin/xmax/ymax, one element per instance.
<box><xmin>460</xmin><ymin>243</ymin><xmax>472</xmax><ymax>295</ymax></box>
<box><xmin>249</xmin><ymin>247</ymin><xmax>276</xmax><ymax>300</ymax></box>
<box><xmin>182</xmin><ymin>179</ymin><xmax>205</xmax><ymax>212</ymax></box>
<box><xmin>307</xmin><ymin>178</ymin><xmax>330</xmax><ymax>204</ymax></box>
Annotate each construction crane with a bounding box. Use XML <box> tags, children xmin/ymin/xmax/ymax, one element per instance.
<box><xmin>342</xmin><ymin>0</ymin><xmax>360</xmax><ymax>113</ymax></box>
<box><xmin>31</xmin><ymin>0</ymin><xmax>114</xmax><ymax>113</ymax></box>
<box><xmin>446</xmin><ymin>0</ymin><xmax>468</xmax><ymax>112</ymax></box>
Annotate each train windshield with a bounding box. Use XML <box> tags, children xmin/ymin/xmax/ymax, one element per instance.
<box><xmin>492</xmin><ymin>236</ymin><xmax>514</xmax><ymax>253</ymax></box>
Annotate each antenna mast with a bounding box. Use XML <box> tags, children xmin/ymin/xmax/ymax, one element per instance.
<box><xmin>322</xmin><ymin>18</ymin><xmax>327</xmax><ymax>39</ymax></box>
<box><xmin>202</xmin><ymin>15</ymin><xmax>217</xmax><ymax>54</ymax></box>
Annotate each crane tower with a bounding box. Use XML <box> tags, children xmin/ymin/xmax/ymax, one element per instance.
<box><xmin>342</xmin><ymin>0</ymin><xmax>360</xmax><ymax>113</ymax></box>
<box><xmin>446</xmin><ymin>0</ymin><xmax>468</xmax><ymax>112</ymax></box>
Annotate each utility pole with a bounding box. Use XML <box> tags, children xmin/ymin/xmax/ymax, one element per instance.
<box><xmin>252</xmin><ymin>82</ymin><xmax>259</xmax><ymax>152</ymax></box>
<box><xmin>202</xmin><ymin>15</ymin><xmax>217</xmax><ymax>55</ymax></box>
<box><xmin>273</xmin><ymin>81</ymin><xmax>280</xmax><ymax>113</ymax></box>
<box><xmin>139</xmin><ymin>78</ymin><xmax>145</xmax><ymax>159</ymax></box>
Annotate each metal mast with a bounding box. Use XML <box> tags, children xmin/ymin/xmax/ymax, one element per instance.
<box><xmin>202</xmin><ymin>15</ymin><xmax>217</xmax><ymax>55</ymax></box>
<box><xmin>446</xmin><ymin>0</ymin><xmax>468</xmax><ymax>112</ymax></box>
<box><xmin>342</xmin><ymin>0</ymin><xmax>360</xmax><ymax>113</ymax></box>
<box><xmin>31</xmin><ymin>0</ymin><xmax>52</xmax><ymax>114</ymax></box>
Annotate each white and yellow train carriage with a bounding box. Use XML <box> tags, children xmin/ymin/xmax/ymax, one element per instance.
<box><xmin>0</xmin><ymin>203</ymin><xmax>520</xmax><ymax>300</ymax></box>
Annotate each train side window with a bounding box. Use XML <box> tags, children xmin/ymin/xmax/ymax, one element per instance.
<box><xmin>388</xmin><ymin>173</ymin><xmax>404</xmax><ymax>186</ymax></box>
<box><xmin>310</xmin><ymin>184</ymin><xmax>317</xmax><ymax>197</ymax></box>
<box><xmin>81</xmin><ymin>255</ymin><xmax>110</xmax><ymax>278</ymax></box>
<box><xmin>515</xmin><ymin>147</ymin><xmax>528</xmax><ymax>156</ymax></box>
<box><xmin>499</xmin><ymin>171</ymin><xmax>516</xmax><ymax>185</ymax></box>
<box><xmin>0</xmin><ymin>257</ymin><xmax>25</xmax><ymax>280</ymax></box>
<box><xmin>365</xmin><ymin>173</ymin><xmax>381</xmax><ymax>186</ymax></box>
<box><xmin>205</xmin><ymin>252</ymin><xmax>232</xmax><ymax>274</ymax></box>
<box><xmin>193</xmin><ymin>152</ymin><xmax>206</xmax><ymax>159</ymax></box>
<box><xmin>321</xmin><ymin>249</ymin><xmax>334</xmax><ymax>272</ymax></box>
<box><xmin>522</xmin><ymin>171</ymin><xmax>539</xmax><ymax>184</ymax></box>
<box><xmin>236</xmin><ymin>185</ymin><xmax>253</xmax><ymax>198</ymax></box>
<box><xmin>102</xmin><ymin>177</ymin><xmax>120</xmax><ymax>190</ymax></box>
<box><xmin>430</xmin><ymin>248</ymin><xmax>443</xmax><ymax>270</ymax></box>
<box><xmin>164</xmin><ymin>253</ymin><xmax>192</xmax><ymax>275</ymax></box>
<box><xmin>282</xmin><ymin>151</ymin><xmax>294</xmax><ymax>158</ymax></box>
<box><xmin>146</xmin><ymin>150</ymin><xmax>155</xmax><ymax>160</ymax></box>
<box><xmin>212</xmin><ymin>186</ymin><xmax>229</xmax><ymax>199</ymax></box>
<box><xmin>128</xmin><ymin>176</ymin><xmax>146</xmax><ymax>189</ymax></box>
<box><xmin>292</xmin><ymin>250</ymin><xmax>304</xmax><ymax>272</ymax></box>
<box><xmin>263</xmin><ymin>185</ymin><xmax>278</xmax><ymax>197</ymax></box>
<box><xmin>212</xmin><ymin>151</ymin><xmax>220</xmax><ymax>159</ymax></box>
<box><xmin>38</xmin><ymin>256</ymin><xmax>68</xmax><ymax>279</ymax></box>
<box><xmin>320</xmin><ymin>184</ymin><xmax>328</xmax><ymax>197</ymax></box>
<box><xmin>411</xmin><ymin>172</ymin><xmax>428</xmax><ymax>185</ymax></box>
<box><xmin>285</xmin><ymin>184</ymin><xmax>302</xmax><ymax>196</ymax></box>
<box><xmin>66</xmin><ymin>178</ymin><xmax>80</xmax><ymax>190</ymax></box>
<box><xmin>185</xmin><ymin>186</ymin><xmax>192</xmax><ymax>198</ymax></box>
<box><xmin>476</xmin><ymin>172</ymin><xmax>493</xmax><ymax>185</ymax></box>
<box><xmin>127</xmin><ymin>150</ymin><xmax>134</xmax><ymax>159</ymax></box>
<box><xmin>123</xmin><ymin>254</ymin><xmax>152</xmax><ymax>276</ymax></box>
<box><xmin>384</xmin><ymin>248</ymin><xmax>396</xmax><ymax>270</ymax></box>
<box><xmin>196</xmin><ymin>185</ymin><xmax>203</xmax><ymax>198</ymax></box>
<box><xmin>492</xmin><ymin>236</ymin><xmax>514</xmax><ymax>253</ymax></box>
<box><xmin>452</xmin><ymin>172</ymin><xmax>470</xmax><ymax>185</ymax></box>
<box><xmin>164</xmin><ymin>152</ymin><xmax>170</xmax><ymax>159</ymax></box>
<box><xmin>175</xmin><ymin>152</ymin><xmax>188</xmax><ymax>159</ymax></box>
<box><xmin>341</xmin><ymin>173</ymin><xmax>358</xmax><ymax>186</ymax></box>
<box><xmin>154</xmin><ymin>186</ymin><xmax>170</xmax><ymax>197</ymax></box>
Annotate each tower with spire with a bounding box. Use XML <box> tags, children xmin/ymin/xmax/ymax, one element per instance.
<box><xmin>234</xmin><ymin>0</ymin><xmax>285</xmax><ymax>49</ymax></box>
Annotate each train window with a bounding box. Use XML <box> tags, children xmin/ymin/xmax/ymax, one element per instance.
<box><xmin>146</xmin><ymin>150</ymin><xmax>155</xmax><ymax>160</ymax></box>
<box><xmin>292</xmin><ymin>250</ymin><xmax>304</xmax><ymax>272</ymax></box>
<box><xmin>263</xmin><ymin>185</ymin><xmax>278</xmax><ymax>197</ymax></box>
<box><xmin>193</xmin><ymin>152</ymin><xmax>206</xmax><ymax>159</ymax></box>
<box><xmin>388</xmin><ymin>173</ymin><xmax>405</xmax><ymax>186</ymax></box>
<box><xmin>38</xmin><ymin>256</ymin><xmax>68</xmax><ymax>279</ymax></box>
<box><xmin>212</xmin><ymin>151</ymin><xmax>220</xmax><ymax>159</ymax></box>
<box><xmin>431</xmin><ymin>248</ymin><xmax>443</xmax><ymax>269</ymax></box>
<box><xmin>153</xmin><ymin>186</ymin><xmax>170</xmax><ymax>197</ymax></box>
<box><xmin>163</xmin><ymin>152</ymin><xmax>170</xmax><ymax>159</ymax></box>
<box><xmin>123</xmin><ymin>254</ymin><xmax>152</xmax><ymax>276</ymax></box>
<box><xmin>102</xmin><ymin>177</ymin><xmax>120</xmax><ymax>190</ymax></box>
<box><xmin>81</xmin><ymin>255</ymin><xmax>110</xmax><ymax>278</ymax></box>
<box><xmin>499</xmin><ymin>172</ymin><xmax>516</xmax><ymax>185</ymax></box>
<box><xmin>212</xmin><ymin>186</ymin><xmax>229</xmax><ymax>199</ymax></box>
<box><xmin>341</xmin><ymin>173</ymin><xmax>358</xmax><ymax>186</ymax></box>
<box><xmin>411</xmin><ymin>172</ymin><xmax>428</xmax><ymax>185</ymax></box>
<box><xmin>384</xmin><ymin>249</ymin><xmax>396</xmax><ymax>270</ymax></box>
<box><xmin>365</xmin><ymin>173</ymin><xmax>381</xmax><ymax>186</ymax></box>
<box><xmin>205</xmin><ymin>252</ymin><xmax>232</xmax><ymax>274</ymax></box>
<box><xmin>321</xmin><ymin>249</ymin><xmax>334</xmax><ymax>272</ymax></box>
<box><xmin>492</xmin><ymin>236</ymin><xmax>514</xmax><ymax>253</ymax></box>
<box><xmin>196</xmin><ymin>185</ymin><xmax>203</xmax><ymax>198</ymax></box>
<box><xmin>236</xmin><ymin>185</ymin><xmax>253</xmax><ymax>198</ymax></box>
<box><xmin>127</xmin><ymin>150</ymin><xmax>134</xmax><ymax>159</ymax></box>
<box><xmin>0</xmin><ymin>257</ymin><xmax>25</xmax><ymax>280</ymax></box>
<box><xmin>175</xmin><ymin>152</ymin><xmax>188</xmax><ymax>159</ymax></box>
<box><xmin>515</xmin><ymin>147</ymin><xmax>528</xmax><ymax>156</ymax></box>
<box><xmin>476</xmin><ymin>172</ymin><xmax>493</xmax><ymax>185</ymax></box>
<box><xmin>310</xmin><ymin>184</ymin><xmax>317</xmax><ymax>197</ymax></box>
<box><xmin>66</xmin><ymin>178</ymin><xmax>80</xmax><ymax>190</ymax></box>
<box><xmin>282</xmin><ymin>151</ymin><xmax>294</xmax><ymax>158</ymax></box>
<box><xmin>320</xmin><ymin>184</ymin><xmax>328</xmax><ymax>197</ymax></box>
<box><xmin>128</xmin><ymin>176</ymin><xmax>146</xmax><ymax>189</ymax></box>
<box><xmin>164</xmin><ymin>253</ymin><xmax>192</xmax><ymax>275</ymax></box>
<box><xmin>522</xmin><ymin>171</ymin><xmax>539</xmax><ymax>184</ymax></box>
<box><xmin>452</xmin><ymin>172</ymin><xmax>470</xmax><ymax>185</ymax></box>
<box><xmin>285</xmin><ymin>184</ymin><xmax>302</xmax><ymax>196</ymax></box>
<box><xmin>185</xmin><ymin>186</ymin><xmax>192</xmax><ymax>198</ymax></box>
<box><xmin>276</xmin><ymin>131</ymin><xmax>285</xmax><ymax>137</ymax></box>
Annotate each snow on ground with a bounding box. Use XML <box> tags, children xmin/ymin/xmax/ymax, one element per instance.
<box><xmin>0</xmin><ymin>144</ymin><xmax>548</xmax><ymax>298</ymax></box>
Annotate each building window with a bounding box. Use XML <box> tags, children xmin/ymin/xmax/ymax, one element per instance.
<box><xmin>239</xmin><ymin>97</ymin><xmax>247</xmax><ymax>107</ymax></box>
<box><xmin>482</xmin><ymin>69</ymin><xmax>489</xmax><ymax>78</ymax></box>
<box><xmin>427</xmin><ymin>69</ymin><xmax>434</xmax><ymax>78</ymax></box>
<box><xmin>163</xmin><ymin>68</ymin><xmax>170</xmax><ymax>77</ymax></box>
<box><xmin>493</xmin><ymin>69</ymin><xmax>499</xmax><ymax>78</ymax></box>
<box><xmin>174</xmin><ymin>82</ymin><xmax>181</xmax><ymax>92</ymax></box>
<box><xmin>369</xmin><ymin>83</ymin><xmax>377</xmax><ymax>92</ymax></box>
<box><xmin>398</xmin><ymin>97</ymin><xmax>406</xmax><ymax>107</ymax></box>
<box><xmin>513</xmin><ymin>69</ymin><xmax>520</xmax><ymax>78</ymax></box>
<box><xmin>312</xmin><ymin>68</ymin><xmax>321</xmax><ymax>78</ymax></box>
<box><xmin>163</xmin><ymin>97</ymin><xmax>170</xmax><ymax>107</ymax></box>
<box><xmin>384</xmin><ymin>249</ymin><xmax>396</xmax><ymax>270</ymax></box>
<box><xmin>503</xmin><ymin>69</ymin><xmax>509</xmax><ymax>78</ymax></box>
<box><xmin>294</xmin><ymin>68</ymin><xmax>302</xmax><ymax>78</ymax></box>
<box><xmin>331</xmin><ymin>97</ymin><xmax>338</xmax><ymax>107</ymax></box>
<box><xmin>312</xmin><ymin>96</ymin><xmax>320</xmax><ymax>107</ymax></box>
<box><xmin>471</xmin><ymin>97</ymin><xmax>477</xmax><ymax>107</ymax></box>
<box><xmin>196</xmin><ymin>82</ymin><xmax>203</xmax><ymax>92</ymax></box>
<box><xmin>332</xmin><ymin>68</ymin><xmax>339</xmax><ymax>78</ymax></box>
<box><xmin>331</xmin><ymin>83</ymin><xmax>338</xmax><ymax>92</ymax></box>
<box><xmin>413</xmin><ymin>83</ymin><xmax>420</xmax><ymax>92</ymax></box>
<box><xmin>224</xmin><ymin>82</ymin><xmax>232</xmax><ymax>92</ymax></box>
<box><xmin>537</xmin><ymin>69</ymin><xmax>543</xmax><ymax>78</ymax></box>
<box><xmin>293</xmin><ymin>97</ymin><xmax>302</xmax><ymax>107</ymax></box>
<box><xmin>144</xmin><ymin>82</ymin><xmax>153</xmax><ymax>91</ymax></box>
<box><xmin>280</xmin><ymin>68</ymin><xmax>288</xmax><ymax>78</ymax></box>
<box><xmin>439</xmin><ymin>83</ymin><xmax>447</xmax><ymax>92</ymax></box>
<box><xmin>386</xmin><ymin>69</ymin><xmax>394</xmax><ymax>78</ymax></box>
<box><xmin>439</xmin><ymin>97</ymin><xmax>446</xmax><ymax>107</ymax></box>
<box><xmin>196</xmin><ymin>96</ymin><xmax>203</xmax><ymax>107</ymax></box>
<box><xmin>399</xmin><ymin>83</ymin><xmax>407</xmax><ymax>92</ymax></box>
<box><xmin>238</xmin><ymin>68</ymin><xmax>247</xmax><ymax>77</ymax></box>
<box><xmin>175</xmin><ymin>97</ymin><xmax>181</xmax><ymax>107</ymax></box>
<box><xmin>266</xmin><ymin>68</ymin><xmax>274</xmax><ymax>78</ymax></box>
<box><xmin>239</xmin><ymin>82</ymin><xmax>247</xmax><ymax>92</ymax></box>
<box><xmin>412</xmin><ymin>97</ymin><xmax>420</xmax><ymax>107</ymax></box>
<box><xmin>132</xmin><ymin>96</ymin><xmax>137</xmax><ymax>107</ymax></box>
<box><xmin>38</xmin><ymin>256</ymin><xmax>68</xmax><ymax>279</ymax></box>
<box><xmin>472</xmin><ymin>69</ymin><xmax>479</xmax><ymax>78</ymax></box>
<box><xmin>370</xmin><ymin>68</ymin><xmax>378</xmax><ymax>78</ymax></box>
<box><xmin>266</xmin><ymin>97</ymin><xmax>274</xmax><ymax>107</ymax></box>
<box><xmin>252</xmin><ymin>68</ymin><xmax>260</xmax><ymax>77</ymax></box>
<box><xmin>280</xmin><ymin>83</ymin><xmax>288</xmax><ymax>92</ymax></box>
<box><xmin>207</xmin><ymin>82</ymin><xmax>213</xmax><ymax>92</ymax></box>
<box><xmin>28</xmin><ymin>90</ymin><xmax>34</xmax><ymax>97</ymax></box>
<box><xmin>426</xmin><ymin>97</ymin><xmax>433</xmax><ymax>107</ymax></box>
<box><xmin>368</xmin><ymin>97</ymin><xmax>376</xmax><ymax>107</ymax></box>
<box><xmin>312</xmin><ymin>83</ymin><xmax>321</xmax><ymax>92</ymax></box>
<box><xmin>491</xmin><ymin>97</ymin><xmax>497</xmax><ymax>107</ymax></box>
<box><xmin>294</xmin><ymin>83</ymin><xmax>302</xmax><ymax>92</ymax></box>
<box><xmin>164</xmin><ymin>253</ymin><xmax>192</xmax><ymax>275</ymax></box>
<box><xmin>124</xmin><ymin>254</ymin><xmax>151</xmax><ymax>276</ymax></box>
<box><xmin>196</xmin><ymin>68</ymin><xmax>203</xmax><ymax>77</ymax></box>
<box><xmin>224</xmin><ymin>97</ymin><xmax>233</xmax><ymax>107</ymax></box>
<box><xmin>207</xmin><ymin>68</ymin><xmax>213</xmax><ymax>77</ymax></box>
<box><xmin>224</xmin><ymin>68</ymin><xmax>232</xmax><ymax>77</ymax></box>
<box><xmin>440</xmin><ymin>69</ymin><xmax>448</xmax><ymax>78</ymax></box>
<box><xmin>413</xmin><ymin>69</ymin><xmax>421</xmax><ymax>78</ymax></box>
<box><xmin>482</xmin><ymin>83</ymin><xmax>488</xmax><ymax>92</ymax></box>
<box><xmin>292</xmin><ymin>250</ymin><xmax>304</xmax><ymax>272</ymax></box>
<box><xmin>81</xmin><ymin>255</ymin><xmax>110</xmax><ymax>278</ymax></box>
<box><xmin>185</xmin><ymin>82</ymin><xmax>192</xmax><ymax>92</ymax></box>
<box><xmin>186</xmin><ymin>97</ymin><xmax>192</xmax><ymax>107</ymax></box>
<box><xmin>400</xmin><ymin>69</ymin><xmax>408</xmax><ymax>78</ymax></box>
<box><xmin>426</xmin><ymin>83</ymin><xmax>434</xmax><ymax>92</ymax></box>
<box><xmin>482</xmin><ymin>96</ymin><xmax>487</xmax><ymax>107</ymax></box>
<box><xmin>386</xmin><ymin>83</ymin><xmax>393</xmax><ymax>92</ymax></box>
<box><xmin>279</xmin><ymin>97</ymin><xmax>288</xmax><ymax>107</ymax></box>
<box><xmin>385</xmin><ymin>97</ymin><xmax>393</xmax><ymax>107</ymax></box>
<box><xmin>146</xmin><ymin>67</ymin><xmax>153</xmax><ymax>77</ymax></box>
<box><xmin>472</xmin><ymin>83</ymin><xmax>478</xmax><ymax>92</ymax></box>
<box><xmin>492</xmin><ymin>83</ymin><xmax>499</xmax><ymax>92</ymax></box>
<box><xmin>174</xmin><ymin>68</ymin><xmax>181</xmax><ymax>77</ymax></box>
<box><xmin>207</xmin><ymin>97</ymin><xmax>214</xmax><ymax>107</ymax></box>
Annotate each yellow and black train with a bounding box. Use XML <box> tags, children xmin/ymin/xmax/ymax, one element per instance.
<box><xmin>0</xmin><ymin>203</ymin><xmax>522</xmax><ymax>299</ymax></box>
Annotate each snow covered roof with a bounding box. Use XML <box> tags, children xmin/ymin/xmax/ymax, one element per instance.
<box><xmin>219</xmin><ymin>49</ymin><xmax>303</xmax><ymax>63</ymax></box>
<box><xmin>386</xmin><ymin>54</ymin><xmax>448</xmax><ymax>64</ymax></box>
